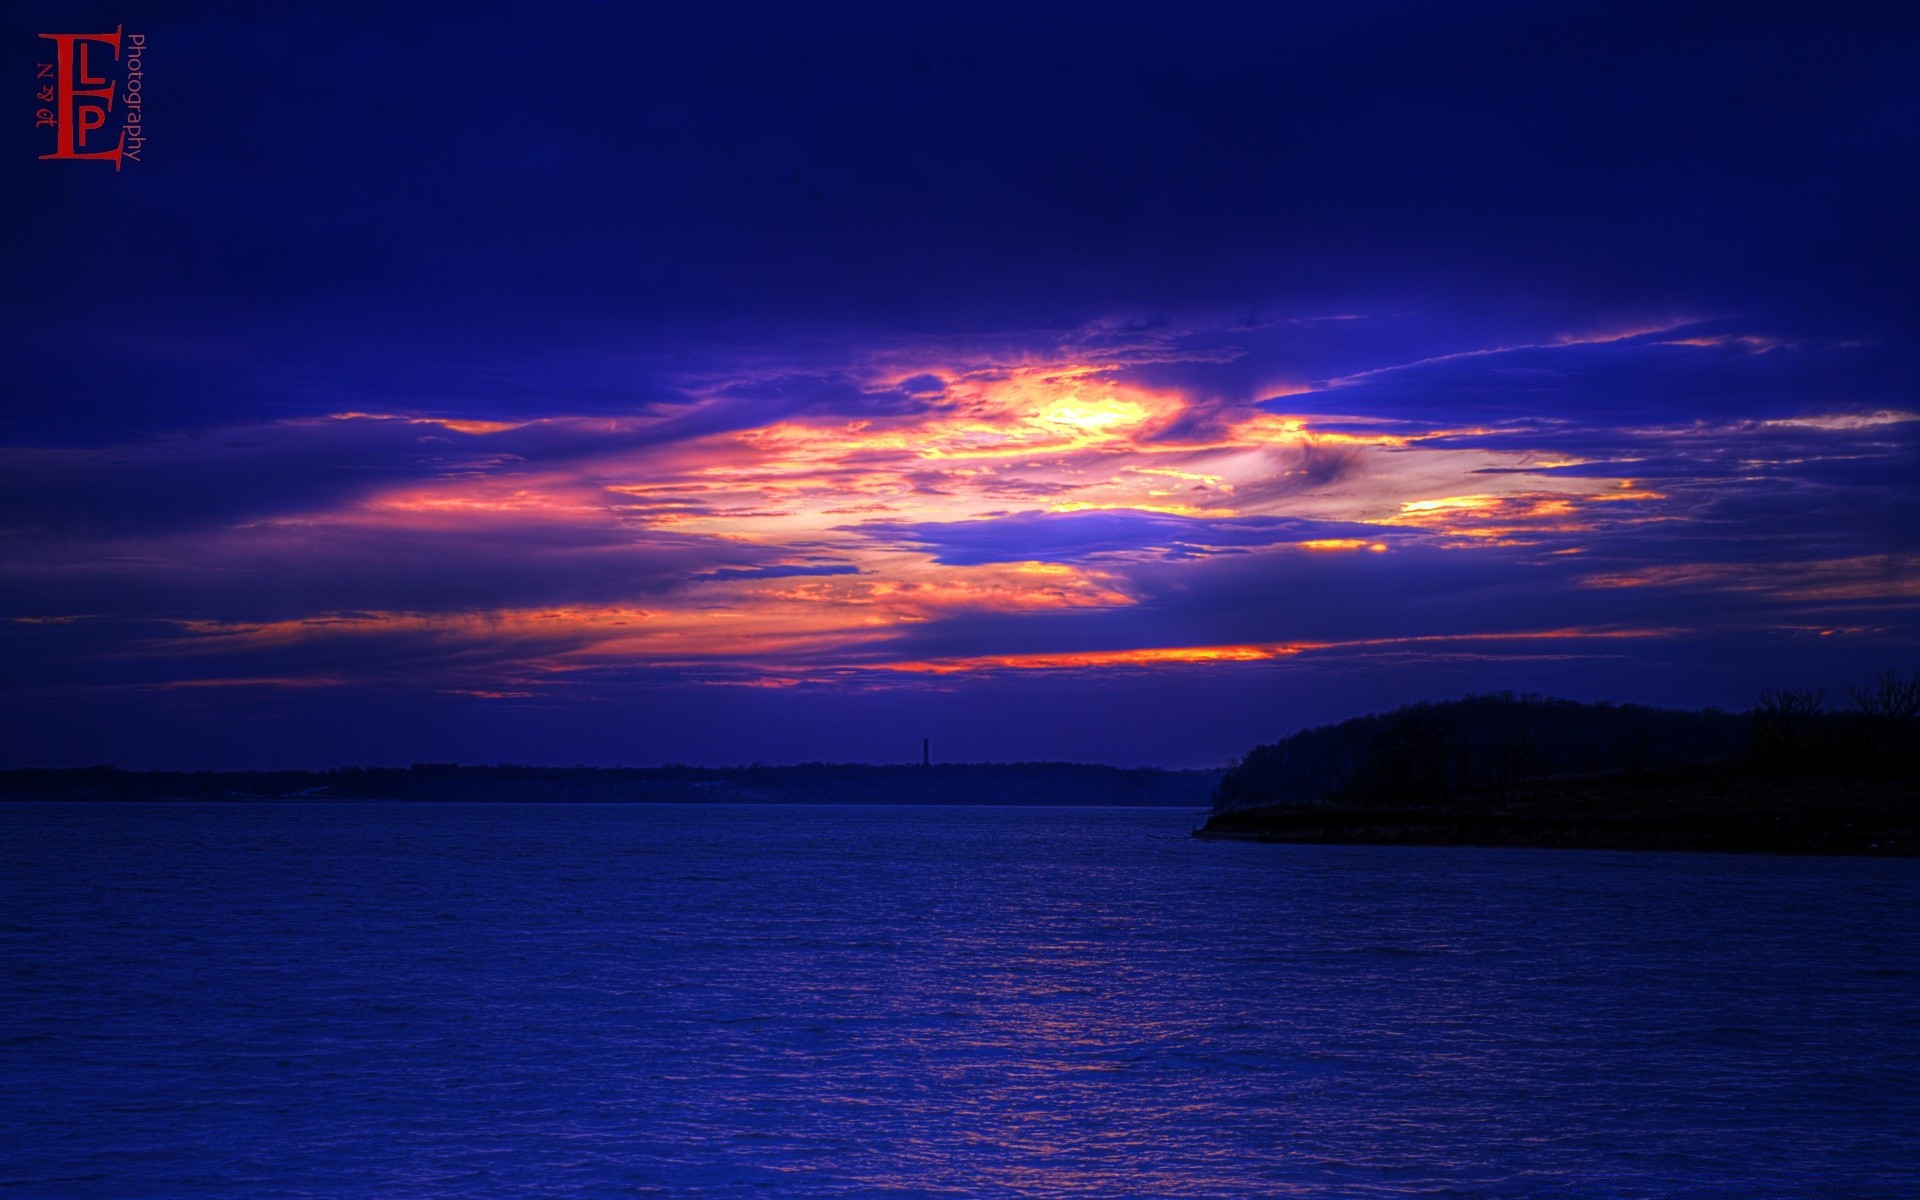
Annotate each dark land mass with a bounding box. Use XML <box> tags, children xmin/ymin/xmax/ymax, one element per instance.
<box><xmin>1200</xmin><ymin>689</ymin><xmax>1920</xmax><ymax>857</ymax></box>
<box><xmin>0</xmin><ymin>762</ymin><xmax>1220</xmax><ymax>807</ymax></box>
<box><xmin>1200</xmin><ymin>768</ymin><xmax>1920</xmax><ymax>857</ymax></box>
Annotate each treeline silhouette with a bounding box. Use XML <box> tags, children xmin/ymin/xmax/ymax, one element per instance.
<box><xmin>1214</xmin><ymin>673</ymin><xmax>1920</xmax><ymax>813</ymax></box>
<box><xmin>1749</xmin><ymin>671</ymin><xmax>1920</xmax><ymax>774</ymax></box>
<box><xmin>0</xmin><ymin>761</ymin><xmax>1220</xmax><ymax>807</ymax></box>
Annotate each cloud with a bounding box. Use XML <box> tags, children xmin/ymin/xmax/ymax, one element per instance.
<box><xmin>1298</xmin><ymin>328</ymin><xmax>1917</xmax><ymax>424</ymax></box>
<box><xmin>846</xmin><ymin>510</ymin><xmax>1405</xmax><ymax>565</ymax></box>
<box><xmin>2</xmin><ymin>304</ymin><xmax>1916</xmax><ymax>766</ymax></box>
<box><xmin>696</xmin><ymin>564</ymin><xmax>861</xmax><ymax>581</ymax></box>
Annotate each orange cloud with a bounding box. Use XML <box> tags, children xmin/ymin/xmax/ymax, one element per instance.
<box><xmin>867</xmin><ymin>626</ymin><xmax>1685</xmax><ymax>677</ymax></box>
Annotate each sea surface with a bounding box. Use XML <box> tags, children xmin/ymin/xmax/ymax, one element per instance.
<box><xmin>3</xmin><ymin>802</ymin><xmax>1918</xmax><ymax>1198</ymax></box>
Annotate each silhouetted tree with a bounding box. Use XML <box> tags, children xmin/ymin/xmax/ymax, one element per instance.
<box><xmin>1846</xmin><ymin>669</ymin><xmax>1920</xmax><ymax>767</ymax></box>
<box><xmin>1211</xmin><ymin>694</ymin><xmax>1748</xmax><ymax>811</ymax></box>
<box><xmin>1750</xmin><ymin>687</ymin><xmax>1829</xmax><ymax>773</ymax></box>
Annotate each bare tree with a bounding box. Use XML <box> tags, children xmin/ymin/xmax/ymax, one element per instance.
<box><xmin>1845</xmin><ymin>669</ymin><xmax>1920</xmax><ymax>766</ymax></box>
<box><xmin>1751</xmin><ymin>687</ymin><xmax>1828</xmax><ymax>772</ymax></box>
<box><xmin>1847</xmin><ymin>670</ymin><xmax>1920</xmax><ymax>722</ymax></box>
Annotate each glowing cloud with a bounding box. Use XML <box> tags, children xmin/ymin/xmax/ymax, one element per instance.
<box><xmin>6</xmin><ymin>316</ymin><xmax>1912</xmax><ymax>713</ymax></box>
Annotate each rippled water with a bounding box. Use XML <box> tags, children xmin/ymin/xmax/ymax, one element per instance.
<box><xmin>4</xmin><ymin>802</ymin><xmax>1918</xmax><ymax>1197</ymax></box>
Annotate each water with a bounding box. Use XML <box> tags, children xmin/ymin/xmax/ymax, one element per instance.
<box><xmin>3</xmin><ymin>803</ymin><xmax>1918</xmax><ymax>1198</ymax></box>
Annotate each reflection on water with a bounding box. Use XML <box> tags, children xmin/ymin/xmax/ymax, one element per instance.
<box><xmin>3</xmin><ymin>802</ymin><xmax>1918</xmax><ymax>1197</ymax></box>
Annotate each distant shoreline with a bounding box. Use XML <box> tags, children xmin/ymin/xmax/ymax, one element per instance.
<box><xmin>0</xmin><ymin>763</ymin><xmax>1221</xmax><ymax>808</ymax></box>
<box><xmin>0</xmin><ymin>796</ymin><xmax>1208</xmax><ymax>809</ymax></box>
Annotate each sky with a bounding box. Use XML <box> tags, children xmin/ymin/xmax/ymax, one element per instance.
<box><xmin>2</xmin><ymin>1</ymin><xmax>1916</xmax><ymax>768</ymax></box>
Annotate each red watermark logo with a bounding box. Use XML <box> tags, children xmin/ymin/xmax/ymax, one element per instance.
<box><xmin>36</xmin><ymin>26</ymin><xmax>145</xmax><ymax>168</ymax></box>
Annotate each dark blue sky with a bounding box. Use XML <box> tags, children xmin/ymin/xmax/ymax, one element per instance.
<box><xmin>3</xmin><ymin>2</ymin><xmax>1916</xmax><ymax>767</ymax></box>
